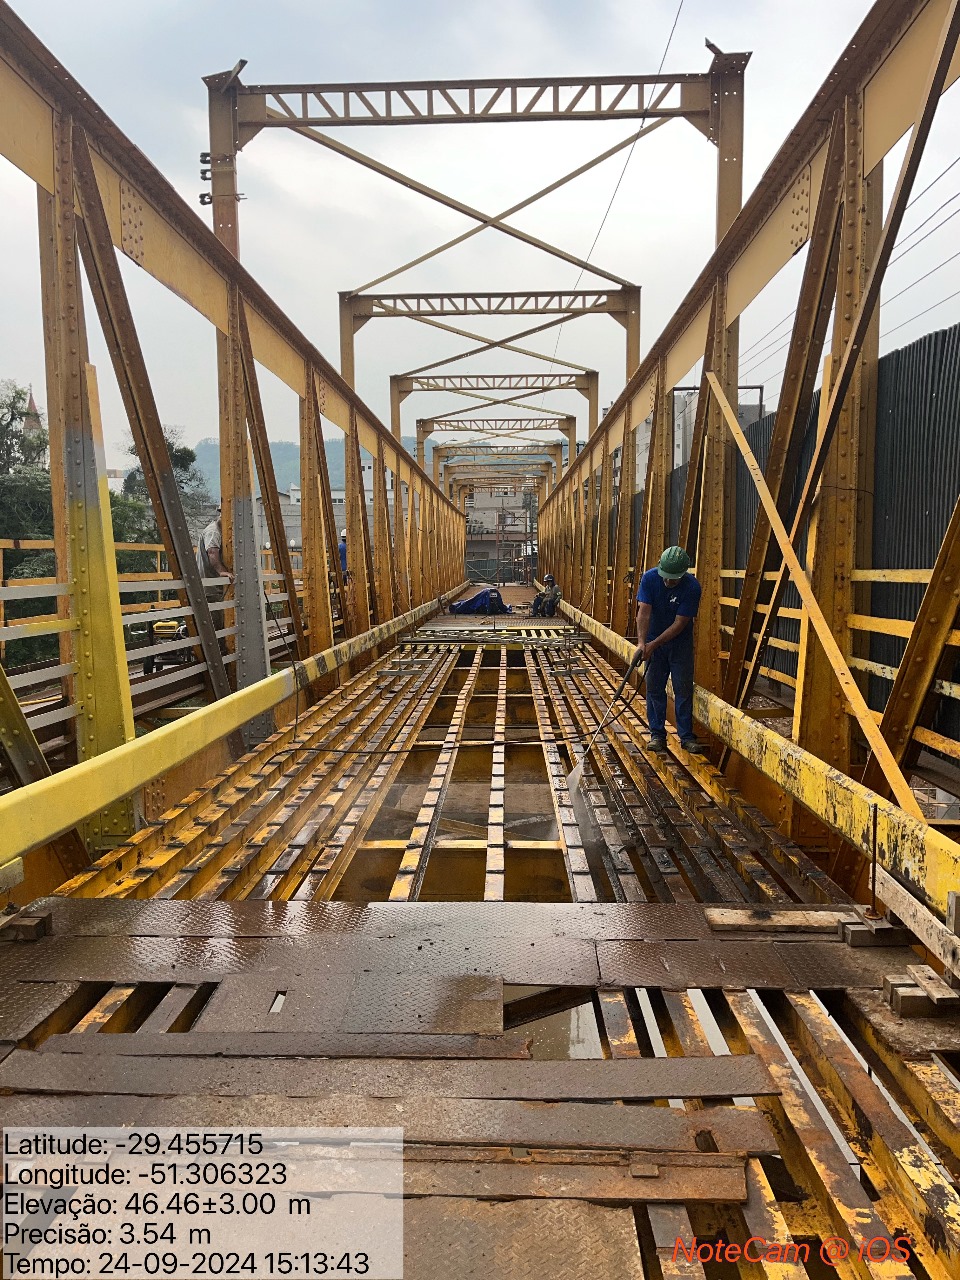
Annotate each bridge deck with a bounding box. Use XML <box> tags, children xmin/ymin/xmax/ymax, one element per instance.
<box><xmin>3</xmin><ymin>617</ymin><xmax>959</xmax><ymax>1278</ymax></box>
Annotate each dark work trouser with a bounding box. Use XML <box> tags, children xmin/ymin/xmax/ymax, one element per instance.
<box><xmin>645</xmin><ymin>641</ymin><xmax>695</xmax><ymax>740</ymax></box>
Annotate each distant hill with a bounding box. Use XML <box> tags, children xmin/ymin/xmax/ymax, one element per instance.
<box><xmin>191</xmin><ymin>435</ymin><xmax>431</xmax><ymax>497</ymax></box>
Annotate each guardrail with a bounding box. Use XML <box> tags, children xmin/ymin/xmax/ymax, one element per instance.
<box><xmin>0</xmin><ymin>586</ymin><xmax>466</xmax><ymax>880</ymax></box>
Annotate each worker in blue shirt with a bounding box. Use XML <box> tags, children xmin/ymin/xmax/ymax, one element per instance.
<box><xmin>338</xmin><ymin>529</ymin><xmax>350</xmax><ymax>580</ymax></box>
<box><xmin>633</xmin><ymin>545</ymin><xmax>704</xmax><ymax>755</ymax></box>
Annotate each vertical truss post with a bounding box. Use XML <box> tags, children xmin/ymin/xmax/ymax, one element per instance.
<box><xmin>562</xmin><ymin>416</ymin><xmax>576</xmax><ymax>470</ymax></box>
<box><xmin>610</xmin><ymin>400</ymin><xmax>635</xmax><ymax>634</ymax></box>
<box><xmin>372</xmin><ymin>438</ymin><xmax>398</xmax><ymax>621</ymax></box>
<box><xmin>585</xmin><ymin>369</ymin><xmax>600</xmax><ymax>435</ymax></box>
<box><xmin>712</xmin><ymin>50</ymin><xmax>747</xmax><ymax>245</ymax></box>
<box><xmin>345</xmin><ymin>409</ymin><xmax>375</xmax><ymax>630</ymax></box>
<box><xmin>408</xmin><ymin>486</ymin><xmax>423</xmax><ymax>608</ymax></box>
<box><xmin>393</xmin><ymin>477</ymin><xmax>411</xmax><ymax>612</ymax></box>
<box><xmin>338</xmin><ymin>292</ymin><xmax>358</xmax><ymax>386</ymax></box>
<box><xmin>647</xmin><ymin>360</ymin><xmax>673</xmax><ymax>565</ymax></box>
<box><xmin>791</xmin><ymin>95</ymin><xmax>881</xmax><ymax>835</ymax></box>
<box><xmin>236</xmin><ymin>299</ymin><xmax>308</xmax><ymax>659</ymax></box>
<box><xmin>310</xmin><ymin>370</ymin><xmax>350</xmax><ymax>640</ymax></box>
<box><xmin>695</xmin><ymin>277</ymin><xmax>730</xmax><ymax>696</ymax></box>
<box><xmin>582</xmin><ymin>468</ymin><xmax>596</xmax><ymax>607</ymax></box>
<box><xmin>389</xmin><ymin>375</ymin><xmax>404</xmax><ymax>441</ymax></box>
<box><xmin>45</xmin><ymin>113</ymin><xmax>135</xmax><ymax>849</ymax></box>
<box><xmin>37</xmin><ymin>187</ymin><xmax>75</xmax><ymax>705</ymax></box>
<box><xmin>72</xmin><ymin>129</ymin><xmax>234</xmax><ymax>705</ymax></box>
<box><xmin>204</xmin><ymin>67</ymin><xmax>242</xmax><ymax>256</ymax></box>
<box><xmin>221</xmin><ymin>285</ymin><xmax>272</xmax><ymax>738</ymax></box>
<box><xmin>416</xmin><ymin>421</ymin><xmax>432</xmax><ymax>469</ymax></box>
<box><xmin>299</xmin><ymin>377</ymin><xmax>335</xmax><ymax>663</ymax></box>
<box><xmin>623</xmin><ymin>286</ymin><xmax>642</xmax><ymax>379</ymax></box>
<box><xmin>594</xmin><ymin>434</ymin><xmax>613</xmax><ymax>621</ymax></box>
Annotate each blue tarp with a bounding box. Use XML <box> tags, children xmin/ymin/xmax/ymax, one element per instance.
<box><xmin>449</xmin><ymin>589</ymin><xmax>512</xmax><ymax>615</ymax></box>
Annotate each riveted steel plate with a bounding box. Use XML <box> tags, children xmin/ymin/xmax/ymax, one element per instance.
<box><xmin>0</xmin><ymin>1094</ymin><xmax>777</xmax><ymax>1154</ymax></box>
<box><xmin>597</xmin><ymin>941</ymin><xmax>797</xmax><ymax>989</ymax></box>
<box><xmin>341</xmin><ymin>974</ymin><xmax>504</xmax><ymax>1035</ymax></box>
<box><xmin>3</xmin><ymin>1053</ymin><xmax>776</xmax><ymax>1098</ymax></box>
<box><xmin>403</xmin><ymin>1198</ymin><xmax>644</xmax><ymax>1278</ymax></box>
<box><xmin>774</xmin><ymin>942</ymin><xmax>919</xmax><ymax>990</ymax></box>
<box><xmin>0</xmin><ymin>982</ymin><xmax>80</xmax><ymax>1043</ymax></box>
<box><xmin>403</xmin><ymin>1154</ymin><xmax>748</xmax><ymax>1202</ymax></box>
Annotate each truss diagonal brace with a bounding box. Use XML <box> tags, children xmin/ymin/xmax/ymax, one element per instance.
<box><xmin>707</xmin><ymin>373</ymin><xmax>922</xmax><ymax>819</ymax></box>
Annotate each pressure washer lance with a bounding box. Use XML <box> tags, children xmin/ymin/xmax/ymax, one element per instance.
<box><xmin>566</xmin><ymin>651</ymin><xmax>644</xmax><ymax>828</ymax></box>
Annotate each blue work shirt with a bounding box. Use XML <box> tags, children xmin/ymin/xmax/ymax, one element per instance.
<box><xmin>338</xmin><ymin>540</ymin><xmax>348</xmax><ymax>573</ymax></box>
<box><xmin>637</xmin><ymin>568</ymin><xmax>701</xmax><ymax>650</ymax></box>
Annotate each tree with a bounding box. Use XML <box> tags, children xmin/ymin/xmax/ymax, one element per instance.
<box><xmin>122</xmin><ymin>426</ymin><xmax>212</xmax><ymax>540</ymax></box>
<box><xmin>0</xmin><ymin>380</ymin><xmax>48</xmax><ymax>475</ymax></box>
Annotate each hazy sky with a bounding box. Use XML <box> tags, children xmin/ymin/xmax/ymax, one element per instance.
<box><xmin>2</xmin><ymin>0</ymin><xmax>959</xmax><ymax>466</ymax></box>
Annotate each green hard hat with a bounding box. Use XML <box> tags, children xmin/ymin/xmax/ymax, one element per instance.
<box><xmin>657</xmin><ymin>545</ymin><xmax>690</xmax><ymax>579</ymax></box>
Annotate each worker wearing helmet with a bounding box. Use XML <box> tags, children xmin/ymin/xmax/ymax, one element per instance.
<box><xmin>633</xmin><ymin>546</ymin><xmax>703</xmax><ymax>755</ymax></box>
<box><xmin>532</xmin><ymin>574</ymin><xmax>562</xmax><ymax>617</ymax></box>
<box><xmin>338</xmin><ymin>529</ymin><xmax>348</xmax><ymax>576</ymax></box>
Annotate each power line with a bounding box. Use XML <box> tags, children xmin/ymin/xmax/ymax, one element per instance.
<box><xmin>889</xmin><ymin>203</ymin><xmax>960</xmax><ymax>265</ymax></box>
<box><xmin>893</xmin><ymin>188</ymin><xmax>960</xmax><ymax>251</ymax></box>
<box><xmin>739</xmin><ymin>160</ymin><xmax>960</xmax><ymax>373</ymax></box>
<box><xmin>906</xmin><ymin>154</ymin><xmax>960</xmax><ymax>208</ymax></box>
<box><xmin>881</xmin><ymin>286</ymin><xmax>960</xmax><ymax>339</ymax></box>
<box><xmin>539</xmin><ymin>0</ymin><xmax>685</xmax><ymax>398</ymax></box>
<box><xmin>883</xmin><ymin>247</ymin><xmax>960</xmax><ymax>305</ymax></box>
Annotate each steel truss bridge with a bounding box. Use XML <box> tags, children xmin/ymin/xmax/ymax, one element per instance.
<box><xmin>3</xmin><ymin>1</ymin><xmax>960</xmax><ymax>1275</ymax></box>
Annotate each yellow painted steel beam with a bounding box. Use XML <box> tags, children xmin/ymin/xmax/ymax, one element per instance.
<box><xmin>559</xmin><ymin>599</ymin><xmax>960</xmax><ymax>974</ymax></box>
<box><xmin>0</xmin><ymin>590</ymin><xmax>465</xmax><ymax>871</ymax></box>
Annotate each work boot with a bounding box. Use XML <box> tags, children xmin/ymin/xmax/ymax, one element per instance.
<box><xmin>680</xmin><ymin>737</ymin><xmax>705</xmax><ymax>755</ymax></box>
<box><xmin>649</xmin><ymin>735</ymin><xmax>668</xmax><ymax>755</ymax></box>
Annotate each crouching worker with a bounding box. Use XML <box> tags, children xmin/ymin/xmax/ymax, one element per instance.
<box><xmin>532</xmin><ymin>574</ymin><xmax>561</xmax><ymax>617</ymax></box>
<box><xmin>634</xmin><ymin>545</ymin><xmax>704</xmax><ymax>756</ymax></box>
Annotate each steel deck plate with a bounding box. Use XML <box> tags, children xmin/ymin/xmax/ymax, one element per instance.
<box><xmin>0</xmin><ymin>1053</ymin><xmax>777</xmax><ymax>1099</ymax></box>
<box><xmin>402</xmin><ymin>1198</ymin><xmax>644</xmax><ymax>1278</ymax></box>
<box><xmin>28</xmin><ymin>897</ymin><xmax>713</xmax><ymax>941</ymax></box>
<box><xmin>341</xmin><ymin>974</ymin><xmax>504</xmax><ymax>1035</ymax></box>
<box><xmin>0</xmin><ymin>1090</ymin><xmax>777</xmax><ymax>1153</ymax></box>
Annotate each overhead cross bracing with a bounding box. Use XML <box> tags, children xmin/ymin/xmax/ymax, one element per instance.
<box><xmin>3</xmin><ymin>0</ymin><xmax>960</xmax><ymax>1273</ymax></box>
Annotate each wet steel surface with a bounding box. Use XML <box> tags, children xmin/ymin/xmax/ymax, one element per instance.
<box><xmin>340</xmin><ymin>973</ymin><xmax>504</xmax><ymax>1035</ymax></box>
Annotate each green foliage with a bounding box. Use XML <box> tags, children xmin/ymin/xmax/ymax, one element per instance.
<box><xmin>0</xmin><ymin>380</ymin><xmax>48</xmax><ymax>475</ymax></box>
<box><xmin>122</xmin><ymin>426</ymin><xmax>212</xmax><ymax>540</ymax></box>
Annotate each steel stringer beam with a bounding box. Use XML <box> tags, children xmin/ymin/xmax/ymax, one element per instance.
<box><xmin>72</xmin><ymin>127</ymin><xmax>235</xmax><ymax>706</ymax></box>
